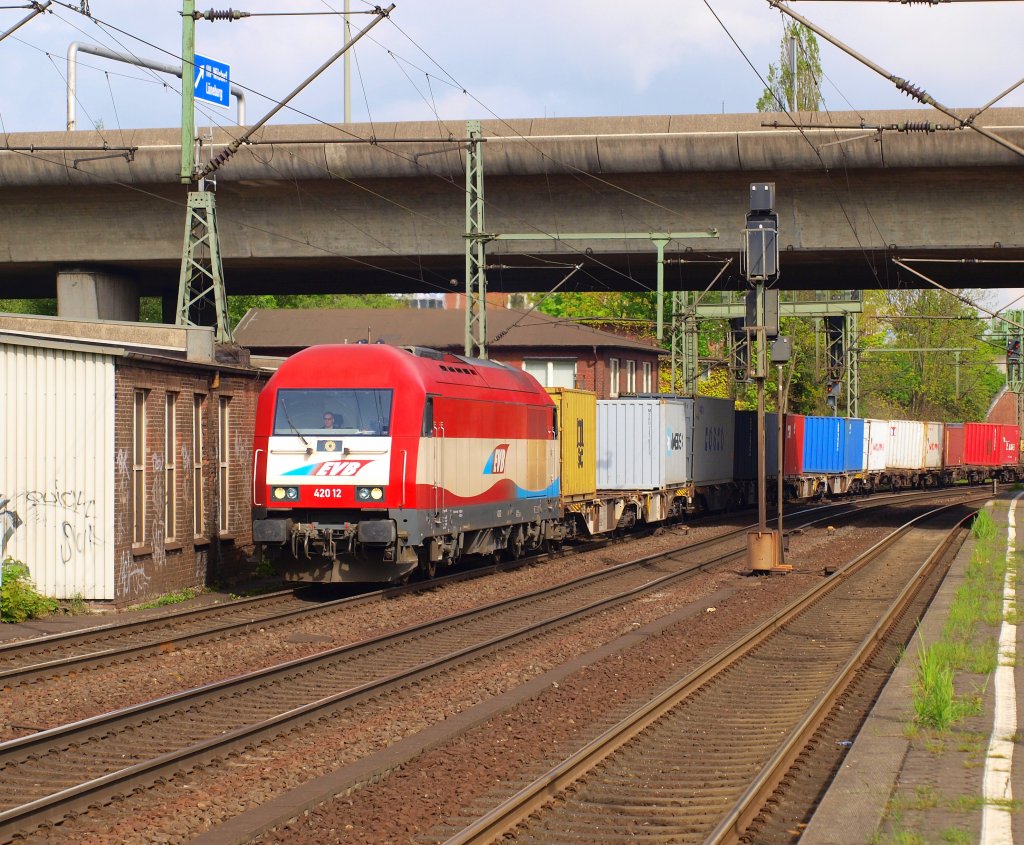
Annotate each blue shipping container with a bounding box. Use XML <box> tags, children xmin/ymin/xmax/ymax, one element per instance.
<box><xmin>802</xmin><ymin>416</ymin><xmax>866</xmax><ymax>474</ymax></box>
<box><xmin>843</xmin><ymin>418</ymin><xmax>865</xmax><ymax>472</ymax></box>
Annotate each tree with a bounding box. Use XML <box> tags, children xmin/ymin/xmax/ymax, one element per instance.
<box><xmin>757</xmin><ymin>22</ymin><xmax>823</xmax><ymax>112</ymax></box>
<box><xmin>856</xmin><ymin>289</ymin><xmax>1003</xmax><ymax>422</ymax></box>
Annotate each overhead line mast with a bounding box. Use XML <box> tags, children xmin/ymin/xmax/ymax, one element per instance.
<box><xmin>176</xmin><ymin>2</ymin><xmax>394</xmax><ymax>343</ymax></box>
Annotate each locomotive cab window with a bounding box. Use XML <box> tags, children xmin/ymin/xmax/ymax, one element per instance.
<box><xmin>274</xmin><ymin>388</ymin><xmax>393</xmax><ymax>436</ymax></box>
<box><xmin>422</xmin><ymin>396</ymin><xmax>435</xmax><ymax>437</ymax></box>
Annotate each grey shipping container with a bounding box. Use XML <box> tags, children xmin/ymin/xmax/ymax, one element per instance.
<box><xmin>597</xmin><ymin>396</ymin><xmax>735</xmax><ymax>490</ymax></box>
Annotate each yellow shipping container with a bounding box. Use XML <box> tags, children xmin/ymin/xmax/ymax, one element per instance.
<box><xmin>546</xmin><ymin>387</ymin><xmax>597</xmax><ymax>500</ymax></box>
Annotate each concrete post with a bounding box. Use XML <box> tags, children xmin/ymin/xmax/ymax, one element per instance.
<box><xmin>56</xmin><ymin>268</ymin><xmax>139</xmax><ymax>321</ymax></box>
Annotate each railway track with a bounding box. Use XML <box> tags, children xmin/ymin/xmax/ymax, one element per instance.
<box><xmin>435</xmin><ymin>498</ymin><xmax>978</xmax><ymax>845</ymax></box>
<box><xmin>0</xmin><ymin>491</ymin><xmax>963</xmax><ymax>842</ymax></box>
<box><xmin>0</xmin><ymin>487</ymin><xmax>975</xmax><ymax>691</ymax></box>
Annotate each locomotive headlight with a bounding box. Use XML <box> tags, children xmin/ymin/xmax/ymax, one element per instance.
<box><xmin>356</xmin><ymin>486</ymin><xmax>385</xmax><ymax>502</ymax></box>
<box><xmin>272</xmin><ymin>486</ymin><xmax>299</xmax><ymax>502</ymax></box>
<box><xmin>370</xmin><ymin>486</ymin><xmax>384</xmax><ymax>501</ymax></box>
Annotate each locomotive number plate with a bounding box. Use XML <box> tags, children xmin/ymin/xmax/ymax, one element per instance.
<box><xmin>312</xmin><ymin>487</ymin><xmax>345</xmax><ymax>499</ymax></box>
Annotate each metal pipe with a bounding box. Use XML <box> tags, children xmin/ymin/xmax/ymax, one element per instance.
<box><xmin>777</xmin><ymin>362</ymin><xmax>784</xmax><ymax>564</ymax></box>
<box><xmin>66</xmin><ymin>41</ymin><xmax>247</xmax><ymax>131</ymax></box>
<box><xmin>344</xmin><ymin>0</ymin><xmax>351</xmax><ymax>123</ymax></box>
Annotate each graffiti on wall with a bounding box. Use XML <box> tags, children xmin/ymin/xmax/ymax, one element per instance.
<box><xmin>0</xmin><ymin>485</ymin><xmax>103</xmax><ymax>568</ymax></box>
<box><xmin>232</xmin><ymin>429</ymin><xmax>250</xmax><ymax>531</ymax></box>
<box><xmin>0</xmin><ymin>496</ymin><xmax>22</xmax><ymax>560</ymax></box>
<box><xmin>150</xmin><ymin>452</ymin><xmax>167</xmax><ymax>571</ymax></box>
<box><xmin>118</xmin><ymin>548</ymin><xmax>150</xmax><ymax>595</ymax></box>
<box><xmin>115</xmin><ymin>448</ymin><xmax>131</xmax><ymax>544</ymax></box>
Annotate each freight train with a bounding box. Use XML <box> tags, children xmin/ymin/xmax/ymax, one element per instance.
<box><xmin>251</xmin><ymin>344</ymin><xmax>1022</xmax><ymax>583</ymax></box>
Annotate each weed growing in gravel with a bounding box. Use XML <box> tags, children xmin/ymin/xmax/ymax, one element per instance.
<box><xmin>890</xmin><ymin>830</ymin><xmax>927</xmax><ymax>845</ymax></box>
<box><xmin>913</xmin><ymin>637</ymin><xmax>970</xmax><ymax>730</ymax></box>
<box><xmin>948</xmin><ymin>794</ymin><xmax>1021</xmax><ymax>812</ymax></box>
<box><xmin>132</xmin><ymin>586</ymin><xmax>200</xmax><ymax>610</ymax></box>
<box><xmin>908</xmin><ymin>785</ymin><xmax>940</xmax><ymax>810</ymax></box>
<box><xmin>912</xmin><ymin>508</ymin><xmax>1009</xmax><ymax>730</ymax></box>
<box><xmin>61</xmin><ymin>593</ymin><xmax>89</xmax><ymax>615</ymax></box>
<box><xmin>939</xmin><ymin>827</ymin><xmax>972</xmax><ymax>844</ymax></box>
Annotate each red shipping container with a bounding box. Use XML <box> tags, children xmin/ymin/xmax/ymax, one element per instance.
<box><xmin>964</xmin><ymin>422</ymin><xmax>1000</xmax><ymax>467</ymax></box>
<box><xmin>784</xmin><ymin>414</ymin><xmax>805</xmax><ymax>476</ymax></box>
<box><xmin>998</xmin><ymin>424</ymin><xmax>1020</xmax><ymax>465</ymax></box>
<box><xmin>943</xmin><ymin>423</ymin><xmax>965</xmax><ymax>468</ymax></box>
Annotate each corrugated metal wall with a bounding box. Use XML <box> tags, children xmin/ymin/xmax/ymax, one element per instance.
<box><xmin>1</xmin><ymin>341</ymin><xmax>115</xmax><ymax>599</ymax></box>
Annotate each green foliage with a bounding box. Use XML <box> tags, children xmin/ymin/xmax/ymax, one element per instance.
<box><xmin>857</xmin><ymin>289</ymin><xmax>1003</xmax><ymax>422</ymax></box>
<box><xmin>0</xmin><ymin>298</ymin><xmax>57</xmax><ymax>316</ymax></box>
<box><xmin>757</xmin><ymin>22</ymin><xmax>823</xmax><ymax>112</ymax></box>
<box><xmin>226</xmin><ymin>293</ymin><xmax>403</xmax><ymax>329</ymax></box>
<box><xmin>538</xmin><ymin>291</ymin><xmax>658</xmax><ymax>339</ymax></box>
<box><xmin>1</xmin><ymin>559</ymin><xmax>58</xmax><ymax>623</ymax></box>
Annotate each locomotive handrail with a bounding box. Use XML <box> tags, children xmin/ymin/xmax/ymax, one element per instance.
<box><xmin>253</xmin><ymin>449</ymin><xmax>264</xmax><ymax>507</ymax></box>
<box><xmin>400</xmin><ymin>450</ymin><xmax>407</xmax><ymax>508</ymax></box>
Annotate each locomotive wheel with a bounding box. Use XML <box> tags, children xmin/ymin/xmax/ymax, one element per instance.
<box><xmin>505</xmin><ymin>528</ymin><xmax>525</xmax><ymax>561</ymax></box>
<box><xmin>424</xmin><ymin>557</ymin><xmax>438</xmax><ymax>578</ymax></box>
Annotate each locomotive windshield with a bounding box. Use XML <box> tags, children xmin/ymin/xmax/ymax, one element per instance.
<box><xmin>273</xmin><ymin>388</ymin><xmax>392</xmax><ymax>436</ymax></box>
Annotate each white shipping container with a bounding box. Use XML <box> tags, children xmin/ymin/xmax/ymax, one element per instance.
<box><xmin>864</xmin><ymin>419</ymin><xmax>888</xmax><ymax>472</ymax></box>
<box><xmin>691</xmin><ymin>396</ymin><xmax>736</xmax><ymax>486</ymax></box>
<box><xmin>597</xmin><ymin>398</ymin><xmax>692</xmax><ymax>490</ymax></box>
<box><xmin>887</xmin><ymin>419</ymin><xmax>927</xmax><ymax>471</ymax></box>
<box><xmin>924</xmin><ymin>422</ymin><xmax>943</xmax><ymax>469</ymax></box>
<box><xmin>1</xmin><ymin>338</ymin><xmax>115</xmax><ymax>600</ymax></box>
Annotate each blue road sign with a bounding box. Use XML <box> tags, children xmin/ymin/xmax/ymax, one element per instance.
<box><xmin>193</xmin><ymin>54</ymin><xmax>230</xmax><ymax>109</ymax></box>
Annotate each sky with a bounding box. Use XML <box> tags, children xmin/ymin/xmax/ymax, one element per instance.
<box><xmin>1</xmin><ymin>0</ymin><xmax>1023</xmax><ymax>306</ymax></box>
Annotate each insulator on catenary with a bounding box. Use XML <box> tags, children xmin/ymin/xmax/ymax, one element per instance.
<box><xmin>896</xmin><ymin>79</ymin><xmax>928</xmax><ymax>103</ymax></box>
<box><xmin>200</xmin><ymin>9</ymin><xmax>249</xmax><ymax>21</ymax></box>
<box><xmin>899</xmin><ymin>122</ymin><xmax>936</xmax><ymax>133</ymax></box>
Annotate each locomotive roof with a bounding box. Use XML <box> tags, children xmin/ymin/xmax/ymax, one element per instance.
<box><xmin>267</xmin><ymin>343</ymin><xmax>552</xmax><ymax>397</ymax></box>
<box><xmin>235</xmin><ymin>308</ymin><xmax>662</xmax><ymax>355</ymax></box>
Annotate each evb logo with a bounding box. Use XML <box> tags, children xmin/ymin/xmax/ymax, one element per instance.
<box><xmin>484</xmin><ymin>444</ymin><xmax>510</xmax><ymax>474</ymax></box>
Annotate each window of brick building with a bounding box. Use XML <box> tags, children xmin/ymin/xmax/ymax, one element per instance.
<box><xmin>626</xmin><ymin>360</ymin><xmax>636</xmax><ymax>394</ymax></box>
<box><xmin>523</xmin><ymin>358</ymin><xmax>576</xmax><ymax>388</ymax></box>
<box><xmin>193</xmin><ymin>395</ymin><xmax>205</xmax><ymax>538</ymax></box>
<box><xmin>165</xmin><ymin>393</ymin><xmax>177</xmax><ymax>541</ymax></box>
<box><xmin>132</xmin><ymin>389</ymin><xmax>147</xmax><ymax>546</ymax></box>
<box><xmin>642</xmin><ymin>361</ymin><xmax>653</xmax><ymax>393</ymax></box>
<box><xmin>218</xmin><ymin>396</ymin><xmax>230</xmax><ymax>534</ymax></box>
<box><xmin>609</xmin><ymin>358</ymin><xmax>620</xmax><ymax>398</ymax></box>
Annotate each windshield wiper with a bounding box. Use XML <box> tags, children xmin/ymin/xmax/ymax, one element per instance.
<box><xmin>280</xmin><ymin>401</ymin><xmax>313</xmax><ymax>453</ymax></box>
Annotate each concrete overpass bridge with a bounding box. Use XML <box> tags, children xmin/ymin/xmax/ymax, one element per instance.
<box><xmin>1</xmin><ymin>108</ymin><xmax>1022</xmax><ymax>317</ymax></box>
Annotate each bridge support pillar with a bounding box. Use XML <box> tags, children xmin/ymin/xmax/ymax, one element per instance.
<box><xmin>56</xmin><ymin>268</ymin><xmax>139</xmax><ymax>321</ymax></box>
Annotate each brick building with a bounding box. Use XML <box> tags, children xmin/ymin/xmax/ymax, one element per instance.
<box><xmin>235</xmin><ymin>308</ymin><xmax>664</xmax><ymax>399</ymax></box>
<box><xmin>0</xmin><ymin>315</ymin><xmax>263</xmax><ymax>607</ymax></box>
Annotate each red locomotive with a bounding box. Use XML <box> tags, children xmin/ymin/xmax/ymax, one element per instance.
<box><xmin>252</xmin><ymin>344</ymin><xmax>561</xmax><ymax>582</ymax></box>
